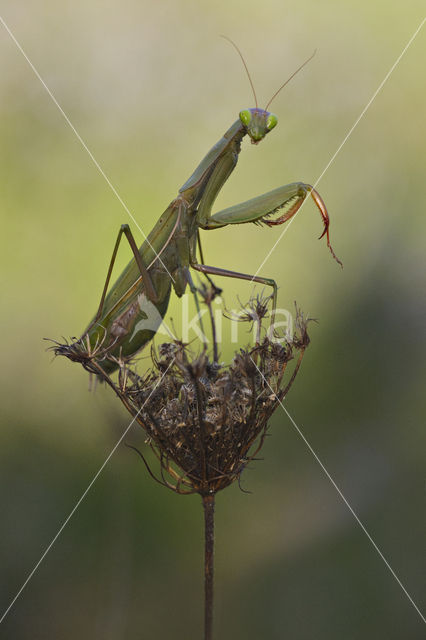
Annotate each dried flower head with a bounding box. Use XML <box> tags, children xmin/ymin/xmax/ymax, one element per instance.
<box><xmin>69</xmin><ymin>292</ymin><xmax>313</xmax><ymax>497</ymax></box>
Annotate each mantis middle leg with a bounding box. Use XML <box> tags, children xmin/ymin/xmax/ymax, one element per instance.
<box><xmin>191</xmin><ymin>262</ymin><xmax>278</xmax><ymax>321</ymax></box>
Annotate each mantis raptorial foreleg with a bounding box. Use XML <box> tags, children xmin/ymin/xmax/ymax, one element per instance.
<box><xmin>203</xmin><ymin>181</ymin><xmax>341</xmax><ymax>266</ymax></box>
<box><xmin>193</xmin><ymin>181</ymin><xmax>339</xmax><ymax>330</ymax></box>
<box><xmin>193</xmin><ymin>183</ymin><xmax>337</xmax><ymax>326</ymax></box>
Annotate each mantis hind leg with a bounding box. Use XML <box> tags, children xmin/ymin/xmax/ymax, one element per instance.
<box><xmin>89</xmin><ymin>224</ymin><xmax>159</xmax><ymax>332</ymax></box>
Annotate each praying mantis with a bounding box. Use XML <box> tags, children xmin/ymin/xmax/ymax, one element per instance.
<box><xmin>58</xmin><ymin>43</ymin><xmax>341</xmax><ymax>376</ymax></box>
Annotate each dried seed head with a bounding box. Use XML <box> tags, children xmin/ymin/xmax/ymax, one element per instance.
<box><xmin>52</xmin><ymin>295</ymin><xmax>312</xmax><ymax>496</ymax></box>
<box><xmin>105</xmin><ymin>320</ymin><xmax>309</xmax><ymax>496</ymax></box>
<box><xmin>225</xmin><ymin>292</ymin><xmax>272</xmax><ymax>326</ymax></box>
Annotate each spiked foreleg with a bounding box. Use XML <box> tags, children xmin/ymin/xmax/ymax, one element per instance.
<box><xmin>203</xmin><ymin>182</ymin><xmax>342</xmax><ymax>266</ymax></box>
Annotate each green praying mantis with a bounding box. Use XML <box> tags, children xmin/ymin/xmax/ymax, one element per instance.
<box><xmin>57</xmin><ymin>43</ymin><xmax>341</xmax><ymax>376</ymax></box>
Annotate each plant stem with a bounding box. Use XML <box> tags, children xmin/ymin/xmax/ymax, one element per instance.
<box><xmin>202</xmin><ymin>493</ymin><xmax>215</xmax><ymax>640</ymax></box>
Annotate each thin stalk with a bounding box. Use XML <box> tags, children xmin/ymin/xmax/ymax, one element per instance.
<box><xmin>207</xmin><ymin>300</ymin><xmax>219</xmax><ymax>364</ymax></box>
<box><xmin>202</xmin><ymin>494</ymin><xmax>215</xmax><ymax>640</ymax></box>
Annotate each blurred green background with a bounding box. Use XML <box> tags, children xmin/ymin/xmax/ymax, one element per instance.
<box><xmin>1</xmin><ymin>1</ymin><xmax>425</xmax><ymax>638</ymax></box>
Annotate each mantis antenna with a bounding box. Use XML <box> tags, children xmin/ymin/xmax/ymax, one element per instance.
<box><xmin>221</xmin><ymin>35</ymin><xmax>258</xmax><ymax>108</ymax></box>
<box><xmin>265</xmin><ymin>49</ymin><xmax>317</xmax><ymax>110</ymax></box>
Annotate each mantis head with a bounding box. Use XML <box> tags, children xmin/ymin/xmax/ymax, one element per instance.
<box><xmin>239</xmin><ymin>108</ymin><xmax>278</xmax><ymax>145</ymax></box>
<box><xmin>223</xmin><ymin>36</ymin><xmax>315</xmax><ymax>145</ymax></box>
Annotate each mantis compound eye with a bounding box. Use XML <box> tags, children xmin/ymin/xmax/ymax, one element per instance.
<box><xmin>266</xmin><ymin>113</ymin><xmax>278</xmax><ymax>130</ymax></box>
<box><xmin>239</xmin><ymin>109</ymin><xmax>252</xmax><ymax>127</ymax></box>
